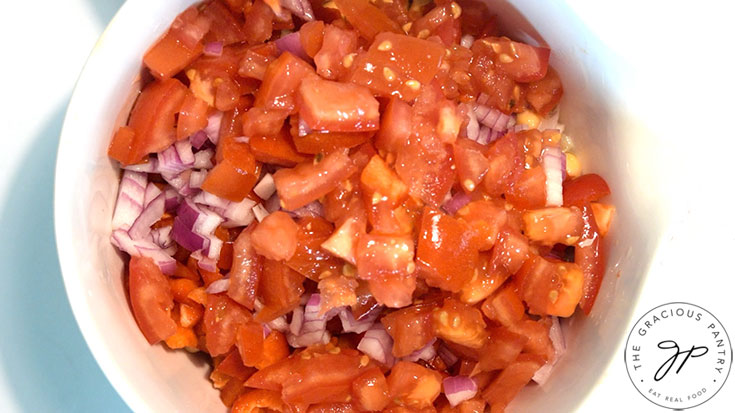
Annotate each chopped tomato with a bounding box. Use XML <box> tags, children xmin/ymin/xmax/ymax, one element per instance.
<box><xmin>232</xmin><ymin>389</ymin><xmax>287</xmax><ymax>413</ymax></box>
<box><xmin>241</xmin><ymin>107</ymin><xmax>289</xmax><ymax>138</ymax></box>
<box><xmin>274</xmin><ymin>149</ymin><xmax>357</xmax><ymax>210</ymax></box>
<box><xmin>576</xmin><ymin>203</ymin><xmax>606</xmax><ymax>314</ymax></box>
<box><xmin>356</xmin><ymin>233</ymin><xmax>415</xmax><ymax>280</ymax></box>
<box><xmin>505</xmin><ymin>166</ymin><xmax>547</xmax><ymax>210</ymax></box>
<box><xmin>482</xmin><ymin>132</ymin><xmax>524</xmax><ymax>197</ymax></box>
<box><xmin>314</xmin><ymin>25</ymin><xmax>359</xmax><ymax>80</ymax></box>
<box><xmin>143</xmin><ymin>27</ymin><xmax>203</xmax><ymax>79</ymax></box>
<box><xmin>255</xmin><ymin>259</ymin><xmax>305</xmax><ymax>322</ymax></box>
<box><xmin>375</xmin><ymin>97</ymin><xmax>412</xmax><ymax>154</ymax></box>
<box><xmin>255</xmin><ymin>52</ymin><xmax>316</xmax><ymax>111</ymax></box>
<box><xmin>525</xmin><ymin>67</ymin><xmax>563</xmax><ymax>116</ymax></box>
<box><xmin>416</xmin><ymin>208</ymin><xmax>479</xmax><ymax>292</ymax></box>
<box><xmin>477</xmin><ymin>327</ymin><xmax>527</xmax><ymax>372</ymax></box>
<box><xmin>280</xmin><ymin>352</ymin><xmax>371</xmax><ymax>405</ymax></box>
<box><xmin>332</xmin><ymin>0</ymin><xmax>401</xmax><ymax>41</ymax></box>
<box><xmin>242</xmin><ymin>0</ymin><xmax>274</xmax><ymax>45</ymax></box>
<box><xmin>410</xmin><ymin>2</ymin><xmax>460</xmax><ymax>46</ymax></box>
<box><xmin>228</xmin><ymin>226</ymin><xmax>262</xmax><ymax>310</ymax></box>
<box><xmin>476</xmin><ymin>37</ymin><xmax>550</xmax><ymax>83</ymax></box>
<box><xmin>454</xmin><ymin>138</ymin><xmax>490</xmax><ymax>192</ymax></box>
<box><xmin>350</xmin><ymin>33</ymin><xmax>445</xmax><ymax>101</ymax></box>
<box><xmin>563</xmin><ymin>173</ymin><xmax>611</xmax><ymax>207</ymax></box>
<box><xmin>204</xmin><ymin>294</ymin><xmax>252</xmax><ymax>356</ymax></box>
<box><xmin>294</xmin><ymin>131</ymin><xmax>372</xmax><ymax>154</ymax></box>
<box><xmin>300</xmin><ymin>21</ymin><xmax>326</xmax><ymax>58</ymax></box>
<box><xmin>177</xmin><ymin>92</ymin><xmax>209</xmax><ymax>140</ymax></box>
<box><xmin>108</xmin><ymin>126</ymin><xmax>137</xmax><ymax>165</ymax></box>
<box><xmin>456</xmin><ymin>200</ymin><xmax>507</xmax><ymax>250</ymax></box>
<box><xmin>481</xmin><ymin>286</ymin><xmax>525</xmax><ymax>327</ymax></box>
<box><xmin>590</xmin><ymin>202</ymin><xmax>615</xmax><ymax>237</ymax></box>
<box><xmin>321</xmin><ymin>215</ymin><xmax>366</xmax><ymax>265</ymax></box>
<box><xmin>128</xmin><ymin>256</ymin><xmax>177</xmax><ymax>344</ymax></box>
<box><xmin>395</xmin><ymin>134</ymin><xmax>455</xmax><ymax>207</ymax></box>
<box><xmin>216</xmin><ymin>349</ymin><xmax>257</xmax><ymax>382</ymax></box>
<box><xmin>351</xmin><ymin>367</ymin><xmax>390</xmax><ymax>411</ymax></box>
<box><xmin>360</xmin><ymin>155</ymin><xmax>408</xmax><ymax>208</ymax></box>
<box><xmin>202</xmin><ymin>140</ymin><xmax>259</xmax><ymax>202</ymax></box>
<box><xmin>251</xmin><ymin>211</ymin><xmax>299</xmax><ymax>261</ymax></box>
<box><xmin>202</xmin><ymin>0</ymin><xmax>247</xmax><ymax>45</ymax></box>
<box><xmin>249</xmin><ymin>126</ymin><xmax>308</xmax><ymax>167</ymax></box>
<box><xmin>238</xmin><ymin>43</ymin><xmax>279</xmax><ymax>80</ymax></box>
<box><xmin>381</xmin><ymin>304</ymin><xmax>435</xmax><ymax>357</ymax></box>
<box><xmin>481</xmin><ymin>354</ymin><xmax>544</xmax><ymax>409</ymax></box>
<box><xmin>319</xmin><ymin>275</ymin><xmax>358</xmax><ymax>313</ymax></box>
<box><xmin>287</xmin><ymin>216</ymin><xmax>342</xmax><ymax>280</ymax></box>
<box><xmin>522</xmin><ymin>207</ymin><xmax>584</xmax><ymax>246</ymax></box>
<box><xmin>432</xmin><ymin>298</ymin><xmax>486</xmax><ymax>349</ymax></box>
<box><xmin>459</xmin><ymin>252</ymin><xmax>509</xmax><ymax>304</ymax></box>
<box><xmin>491</xmin><ymin>228</ymin><xmax>529</xmax><ymax>275</ymax></box>
<box><xmin>237</xmin><ymin>321</ymin><xmax>265</xmax><ymax>367</ymax></box>
<box><xmin>116</xmin><ymin>78</ymin><xmax>188</xmax><ymax>165</ymax></box>
<box><xmin>387</xmin><ymin>361</ymin><xmax>442</xmax><ymax>409</ymax></box>
<box><xmin>367</xmin><ymin>272</ymin><xmax>417</xmax><ymax>309</ymax></box>
<box><xmin>298</xmin><ymin>77</ymin><xmax>380</xmax><ymax>132</ymax></box>
<box><xmin>516</xmin><ymin>255</ymin><xmax>584</xmax><ymax>317</ymax></box>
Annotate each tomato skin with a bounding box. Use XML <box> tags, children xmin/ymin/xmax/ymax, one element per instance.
<box><xmin>477</xmin><ymin>326</ymin><xmax>527</xmax><ymax>372</ymax></box>
<box><xmin>562</xmin><ymin>174</ymin><xmax>611</xmax><ymax>207</ymax></box>
<box><xmin>522</xmin><ymin>207</ymin><xmax>584</xmax><ymax>246</ymax></box>
<box><xmin>287</xmin><ymin>216</ymin><xmax>342</xmax><ymax>280</ymax></box>
<box><xmin>351</xmin><ymin>367</ymin><xmax>390</xmax><ymax>411</ymax></box>
<box><xmin>128</xmin><ymin>256</ymin><xmax>177</xmax><ymax>344</ymax></box>
<box><xmin>204</xmin><ymin>294</ymin><xmax>252</xmax><ymax>356</ymax></box>
<box><xmin>375</xmin><ymin>97</ymin><xmax>412</xmax><ymax>154</ymax></box>
<box><xmin>249</xmin><ymin>126</ymin><xmax>308</xmax><ymax>167</ymax></box>
<box><xmin>202</xmin><ymin>141</ymin><xmax>259</xmax><ymax>202</ymax></box>
<box><xmin>381</xmin><ymin>304</ymin><xmax>435</xmax><ymax>357</ymax></box>
<box><xmin>333</xmin><ymin>0</ymin><xmax>401</xmax><ymax>41</ymax></box>
<box><xmin>481</xmin><ymin>354</ymin><xmax>544</xmax><ymax>409</ymax></box>
<box><xmin>350</xmin><ymin>33</ymin><xmax>445</xmax><ymax>101</ymax></box>
<box><xmin>124</xmin><ymin>78</ymin><xmax>188</xmax><ymax>164</ymax></box>
<box><xmin>387</xmin><ymin>361</ymin><xmax>442</xmax><ymax>409</ymax></box>
<box><xmin>143</xmin><ymin>30</ymin><xmax>203</xmax><ymax>79</ymax></box>
<box><xmin>108</xmin><ymin>126</ymin><xmax>138</xmax><ymax>165</ymax></box>
<box><xmin>590</xmin><ymin>202</ymin><xmax>615</xmax><ymax>237</ymax></box>
<box><xmin>227</xmin><ymin>226</ymin><xmax>262</xmax><ymax>310</ymax></box>
<box><xmin>300</xmin><ymin>21</ymin><xmax>326</xmax><ymax>58</ymax></box>
<box><xmin>232</xmin><ymin>389</ymin><xmax>287</xmax><ymax>413</ymax></box>
<box><xmin>432</xmin><ymin>298</ymin><xmax>487</xmax><ymax>349</ymax></box>
<box><xmin>314</xmin><ymin>25</ymin><xmax>359</xmax><ymax>80</ymax></box>
<box><xmin>255</xmin><ymin>259</ymin><xmax>305</xmax><ymax>322</ymax></box>
<box><xmin>274</xmin><ymin>149</ymin><xmax>357</xmax><ymax>210</ymax></box>
<box><xmin>255</xmin><ymin>52</ymin><xmax>316</xmax><ymax>111</ymax></box>
<box><xmin>477</xmin><ymin>37</ymin><xmax>550</xmax><ymax>83</ymax></box>
<box><xmin>294</xmin><ymin>131</ymin><xmax>372</xmax><ymax>155</ymax></box>
<box><xmin>298</xmin><ymin>77</ymin><xmax>381</xmax><ymax>132</ymax></box>
<box><xmin>576</xmin><ymin>203</ymin><xmax>606</xmax><ymax>314</ymax></box>
<box><xmin>416</xmin><ymin>208</ymin><xmax>479</xmax><ymax>293</ymax></box>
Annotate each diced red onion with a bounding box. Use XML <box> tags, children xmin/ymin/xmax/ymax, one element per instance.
<box><xmin>192</xmin><ymin>191</ymin><xmax>230</xmax><ymax>210</ymax></box>
<box><xmin>203</xmin><ymin>41</ymin><xmax>223</xmax><ymax>57</ymax></box>
<box><xmin>275</xmin><ymin>32</ymin><xmax>309</xmax><ymax>61</ymax></box>
<box><xmin>476</xmin><ymin>126</ymin><xmax>493</xmax><ymax>145</ymax></box>
<box><xmin>190</xmin><ymin>130</ymin><xmax>209</xmax><ymax>150</ymax></box>
<box><xmin>533</xmin><ymin>317</ymin><xmax>566</xmax><ymax>385</ymax></box>
<box><xmin>460</xmin><ymin>34</ymin><xmax>475</xmax><ymax>48</ymax></box>
<box><xmin>193</xmin><ymin>148</ymin><xmax>214</xmax><ymax>169</ymax></box>
<box><xmin>192</xmin><ymin>191</ymin><xmax>255</xmax><ymax>228</ymax></box>
<box><xmin>112</xmin><ymin>170</ymin><xmax>147</xmax><ymax>231</ymax></box>
<box><xmin>338</xmin><ymin>305</ymin><xmax>381</xmax><ymax>334</ymax></box>
<box><xmin>177</xmin><ymin>199</ymin><xmax>224</xmax><ymax>235</ymax></box>
<box><xmin>357</xmin><ymin>324</ymin><xmax>395</xmax><ymax>366</ymax></box>
<box><xmin>462</xmin><ymin>103</ymin><xmax>480</xmax><ymax>141</ymax></box>
<box><xmin>190</xmin><ymin>250</ymin><xmax>218</xmax><ymax>272</ymax></box>
<box><xmin>280</xmin><ymin>0</ymin><xmax>314</xmax><ymax>21</ymax></box>
<box><xmin>164</xmin><ymin>188</ymin><xmax>181</xmax><ymax>212</ymax></box>
<box><xmin>403</xmin><ymin>338</ymin><xmax>437</xmax><ymax>362</ymax></box>
<box><xmin>129</xmin><ymin>192</ymin><xmax>165</xmax><ymax>240</ymax></box>
<box><xmin>189</xmin><ymin>169</ymin><xmax>208</xmax><ymax>189</ymax></box>
<box><xmin>438</xmin><ymin>343</ymin><xmax>459</xmax><ymax>367</ymax></box>
<box><xmin>442</xmin><ymin>191</ymin><xmax>471</xmax><ymax>215</ymax></box>
<box><xmin>265</xmin><ymin>194</ymin><xmax>281</xmax><ymax>213</ymax></box>
<box><xmin>285</xmin><ymin>201</ymin><xmax>323</xmax><ymax>219</ymax></box>
<box><xmin>234</xmin><ymin>136</ymin><xmax>250</xmax><ymax>143</ymax></box>
<box><xmin>541</xmin><ymin>147</ymin><xmax>565</xmax><ymax>207</ymax></box>
<box><xmin>164</xmin><ymin>169</ymin><xmax>196</xmax><ymax>196</ymax></box>
<box><xmin>477</xmin><ymin>93</ymin><xmax>490</xmax><ymax>105</ymax></box>
<box><xmin>252</xmin><ymin>204</ymin><xmax>270</xmax><ymax>222</ymax></box>
<box><xmin>149</xmin><ymin>225</ymin><xmax>174</xmax><ymax>249</ymax></box>
<box><xmin>253</xmin><ymin>173</ymin><xmax>276</xmax><ymax>200</ymax></box>
<box><xmin>472</xmin><ymin>104</ymin><xmax>514</xmax><ymax>143</ymax></box>
<box><xmin>204</xmin><ymin>111</ymin><xmax>223</xmax><ymax>144</ymax></box>
<box><xmin>158</xmin><ymin>140</ymin><xmax>194</xmax><ymax>178</ymax></box>
<box><xmin>302</xmin><ymin>294</ymin><xmax>328</xmax><ymax>333</ymax></box>
<box><xmin>122</xmin><ymin>158</ymin><xmax>158</xmax><ymax>173</ymax></box>
<box><xmin>262</xmin><ymin>323</ymin><xmax>272</xmax><ymax>338</ymax></box>
<box><xmin>172</xmin><ymin>217</ymin><xmax>208</xmax><ymax>251</ymax></box>
<box><xmin>111</xmin><ymin>229</ymin><xmax>176</xmax><ymax>275</ymax></box>
<box><xmin>206</xmin><ymin>278</ymin><xmax>231</xmax><ymax>294</ymax></box>
<box><xmin>297</xmin><ymin>117</ymin><xmax>312</xmax><ymax>137</ymax></box>
<box><xmin>443</xmin><ymin>376</ymin><xmax>478</xmax><ymax>407</ymax></box>
<box><xmin>267</xmin><ymin>315</ymin><xmax>289</xmax><ymax>333</ymax></box>
<box><xmin>143</xmin><ymin>183</ymin><xmax>162</xmax><ymax>207</ymax></box>
<box><xmin>287</xmin><ymin>330</ymin><xmax>330</xmax><ymax>348</ymax></box>
<box><xmin>204</xmin><ymin>234</ymin><xmax>223</xmax><ymax>260</ymax></box>
<box><xmin>290</xmin><ymin>306</ymin><xmax>304</xmax><ymax>335</ymax></box>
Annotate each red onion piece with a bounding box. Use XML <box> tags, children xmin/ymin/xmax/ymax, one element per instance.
<box><xmin>302</xmin><ymin>294</ymin><xmax>328</xmax><ymax>333</ymax></box>
<box><xmin>193</xmin><ymin>148</ymin><xmax>214</xmax><ymax>169</ymax></box>
<box><xmin>203</xmin><ymin>41</ymin><xmax>223</xmax><ymax>57</ymax></box>
<box><xmin>541</xmin><ymin>147</ymin><xmax>564</xmax><ymax>207</ymax></box>
<box><xmin>164</xmin><ymin>169</ymin><xmax>195</xmax><ymax>197</ymax></box>
<box><xmin>129</xmin><ymin>192</ymin><xmax>165</xmax><ymax>240</ymax></box>
<box><xmin>172</xmin><ymin>217</ymin><xmax>208</xmax><ymax>251</ymax></box>
<box><xmin>158</xmin><ymin>140</ymin><xmax>194</xmax><ymax>178</ymax></box>
<box><xmin>123</xmin><ymin>158</ymin><xmax>158</xmax><ymax>173</ymax></box>
<box><xmin>438</xmin><ymin>343</ymin><xmax>459</xmax><ymax>367</ymax></box>
<box><xmin>262</xmin><ymin>324</ymin><xmax>272</xmax><ymax>338</ymax></box>
<box><xmin>206</xmin><ymin>278</ymin><xmax>231</xmax><ymax>294</ymax></box>
<box><xmin>443</xmin><ymin>376</ymin><xmax>478</xmax><ymax>407</ymax></box>
<box><xmin>149</xmin><ymin>225</ymin><xmax>174</xmax><ymax>249</ymax></box>
<box><xmin>204</xmin><ymin>234</ymin><xmax>223</xmax><ymax>260</ymax></box>
<box><xmin>462</xmin><ymin>103</ymin><xmax>480</xmax><ymax>141</ymax></box>
<box><xmin>280</xmin><ymin>0</ymin><xmax>314</xmax><ymax>21</ymax></box>
<box><xmin>143</xmin><ymin>183</ymin><xmax>162</xmax><ymax>207</ymax></box>
<box><xmin>111</xmin><ymin>229</ymin><xmax>176</xmax><ymax>275</ymax></box>
<box><xmin>285</xmin><ymin>201</ymin><xmax>324</xmax><ymax>219</ymax></box>
<box><xmin>287</xmin><ymin>330</ymin><xmax>330</xmax><ymax>348</ymax></box>
<box><xmin>265</xmin><ymin>194</ymin><xmax>281</xmax><ymax>213</ymax></box>
<box><xmin>252</xmin><ymin>204</ymin><xmax>270</xmax><ymax>222</ymax></box>
<box><xmin>357</xmin><ymin>324</ymin><xmax>395</xmax><ymax>366</ymax></box>
<box><xmin>275</xmin><ymin>32</ymin><xmax>309</xmax><ymax>61</ymax></box>
<box><xmin>533</xmin><ymin>316</ymin><xmax>566</xmax><ymax>385</ymax></box>
<box><xmin>189</xmin><ymin>169</ymin><xmax>208</xmax><ymax>189</ymax></box>
<box><xmin>190</xmin><ymin>250</ymin><xmax>218</xmax><ymax>272</ymax></box>
<box><xmin>267</xmin><ymin>315</ymin><xmax>289</xmax><ymax>333</ymax></box>
<box><xmin>403</xmin><ymin>338</ymin><xmax>437</xmax><ymax>362</ymax></box>
<box><xmin>442</xmin><ymin>191</ymin><xmax>471</xmax><ymax>215</ymax></box>
<box><xmin>204</xmin><ymin>111</ymin><xmax>223</xmax><ymax>144</ymax></box>
<box><xmin>253</xmin><ymin>173</ymin><xmax>276</xmax><ymax>200</ymax></box>
<box><xmin>164</xmin><ymin>188</ymin><xmax>181</xmax><ymax>212</ymax></box>
<box><xmin>338</xmin><ymin>305</ymin><xmax>381</xmax><ymax>334</ymax></box>
<box><xmin>192</xmin><ymin>191</ymin><xmax>255</xmax><ymax>228</ymax></box>
<box><xmin>112</xmin><ymin>170</ymin><xmax>147</xmax><ymax>231</ymax></box>
<box><xmin>289</xmin><ymin>306</ymin><xmax>304</xmax><ymax>336</ymax></box>
<box><xmin>477</xmin><ymin>93</ymin><xmax>490</xmax><ymax>105</ymax></box>
<box><xmin>190</xmin><ymin>130</ymin><xmax>209</xmax><ymax>150</ymax></box>
<box><xmin>460</xmin><ymin>34</ymin><xmax>475</xmax><ymax>48</ymax></box>
<box><xmin>476</xmin><ymin>126</ymin><xmax>493</xmax><ymax>145</ymax></box>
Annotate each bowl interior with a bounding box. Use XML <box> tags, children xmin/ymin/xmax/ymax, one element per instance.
<box><xmin>55</xmin><ymin>1</ymin><xmax>665</xmax><ymax>411</ymax></box>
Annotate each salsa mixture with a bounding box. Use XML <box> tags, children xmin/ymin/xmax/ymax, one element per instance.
<box><xmin>107</xmin><ymin>0</ymin><xmax>615</xmax><ymax>412</ymax></box>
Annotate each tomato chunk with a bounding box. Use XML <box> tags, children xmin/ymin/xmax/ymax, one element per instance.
<box><xmin>477</xmin><ymin>327</ymin><xmax>527</xmax><ymax>372</ymax></box>
<box><xmin>274</xmin><ymin>150</ymin><xmax>357</xmax><ymax>210</ymax></box>
<box><xmin>562</xmin><ymin>174</ymin><xmax>611</xmax><ymax>207</ymax></box>
<box><xmin>177</xmin><ymin>92</ymin><xmax>209</xmax><ymax>140</ymax></box>
<box><xmin>375</xmin><ymin>97</ymin><xmax>412</xmax><ymax>154</ymax></box>
<box><xmin>417</xmin><ymin>208</ymin><xmax>479</xmax><ymax>292</ymax></box>
<box><xmin>202</xmin><ymin>140</ymin><xmax>259</xmax><ymax>202</ymax></box>
<box><xmin>356</xmin><ymin>233</ymin><xmax>415</xmax><ymax>281</ymax></box>
<box><xmin>129</xmin><ymin>256</ymin><xmax>177</xmax><ymax>344</ymax></box>
<box><xmin>576</xmin><ymin>203</ymin><xmax>606</xmax><ymax>314</ymax></box>
<box><xmin>387</xmin><ymin>361</ymin><xmax>442</xmax><ymax>409</ymax></box>
<box><xmin>481</xmin><ymin>354</ymin><xmax>544</xmax><ymax>409</ymax></box>
<box><xmin>314</xmin><ymin>25</ymin><xmax>359</xmax><ymax>80</ymax></box>
<box><xmin>360</xmin><ymin>155</ymin><xmax>408</xmax><ymax>208</ymax></box>
<box><xmin>287</xmin><ymin>216</ymin><xmax>342</xmax><ymax>280</ymax></box>
<box><xmin>298</xmin><ymin>77</ymin><xmax>380</xmax><ymax>132</ymax></box>
<box><xmin>333</xmin><ymin>0</ymin><xmax>401</xmax><ymax>41</ymax></box>
<box><xmin>280</xmin><ymin>352</ymin><xmax>370</xmax><ymax>405</ymax></box>
<box><xmin>522</xmin><ymin>207</ymin><xmax>584</xmax><ymax>246</ymax></box>
<box><xmin>300</xmin><ymin>21</ymin><xmax>326</xmax><ymax>58</ymax></box>
<box><xmin>432</xmin><ymin>298</ymin><xmax>486</xmax><ymax>349</ymax></box>
<box><xmin>294</xmin><ymin>131</ymin><xmax>372</xmax><ymax>155</ymax></box>
<box><xmin>516</xmin><ymin>255</ymin><xmax>584</xmax><ymax>317</ymax></box>
<box><xmin>477</xmin><ymin>37</ymin><xmax>550</xmax><ymax>83</ymax></box>
<box><xmin>233</xmin><ymin>389</ymin><xmax>287</xmax><ymax>413</ymax></box>
<box><xmin>249</xmin><ymin>126</ymin><xmax>308</xmax><ymax>167</ymax></box>
<box><xmin>204</xmin><ymin>294</ymin><xmax>252</xmax><ymax>356</ymax></box>
<box><xmin>256</xmin><ymin>259</ymin><xmax>305</xmax><ymax>322</ymax></box>
<box><xmin>255</xmin><ymin>52</ymin><xmax>316</xmax><ymax>111</ymax></box>
<box><xmin>251</xmin><ymin>211</ymin><xmax>299</xmax><ymax>261</ymax></box>
<box><xmin>381</xmin><ymin>304</ymin><xmax>435</xmax><ymax>357</ymax></box>
<box><xmin>143</xmin><ymin>31</ymin><xmax>203</xmax><ymax>79</ymax></box>
<box><xmin>456</xmin><ymin>200</ymin><xmax>507</xmax><ymax>251</ymax></box>
<box><xmin>525</xmin><ymin>66</ymin><xmax>564</xmax><ymax>116</ymax></box>
<box><xmin>351</xmin><ymin>367</ymin><xmax>390</xmax><ymax>411</ymax></box>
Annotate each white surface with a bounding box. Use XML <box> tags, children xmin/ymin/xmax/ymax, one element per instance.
<box><xmin>2</xmin><ymin>1</ymin><xmax>734</xmax><ymax>413</ymax></box>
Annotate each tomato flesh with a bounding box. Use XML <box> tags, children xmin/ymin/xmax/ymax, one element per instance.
<box><xmin>129</xmin><ymin>256</ymin><xmax>177</xmax><ymax>344</ymax></box>
<box><xmin>298</xmin><ymin>77</ymin><xmax>380</xmax><ymax>132</ymax></box>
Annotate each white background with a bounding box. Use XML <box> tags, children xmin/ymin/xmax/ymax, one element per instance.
<box><xmin>0</xmin><ymin>1</ymin><xmax>733</xmax><ymax>412</ymax></box>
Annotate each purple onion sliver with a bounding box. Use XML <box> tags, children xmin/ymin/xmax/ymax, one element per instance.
<box><xmin>206</xmin><ymin>278</ymin><xmax>231</xmax><ymax>294</ymax></box>
<box><xmin>204</xmin><ymin>111</ymin><xmax>223</xmax><ymax>144</ymax></box>
<box><xmin>442</xmin><ymin>376</ymin><xmax>478</xmax><ymax>407</ymax></box>
<box><xmin>129</xmin><ymin>193</ymin><xmax>165</xmax><ymax>240</ymax></box>
<box><xmin>280</xmin><ymin>0</ymin><xmax>314</xmax><ymax>21</ymax></box>
<box><xmin>275</xmin><ymin>31</ymin><xmax>309</xmax><ymax>61</ymax></box>
<box><xmin>438</xmin><ymin>343</ymin><xmax>459</xmax><ymax>367</ymax></box>
<box><xmin>123</xmin><ymin>158</ymin><xmax>158</xmax><ymax>173</ymax></box>
<box><xmin>190</xmin><ymin>130</ymin><xmax>209</xmax><ymax>149</ymax></box>
<box><xmin>442</xmin><ymin>191</ymin><xmax>471</xmax><ymax>215</ymax></box>
<box><xmin>172</xmin><ymin>217</ymin><xmax>208</xmax><ymax>251</ymax></box>
<box><xmin>203</xmin><ymin>41</ymin><xmax>223</xmax><ymax>57</ymax></box>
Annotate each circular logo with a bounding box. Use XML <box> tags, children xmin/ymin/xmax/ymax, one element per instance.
<box><xmin>624</xmin><ymin>302</ymin><xmax>733</xmax><ymax>409</ymax></box>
